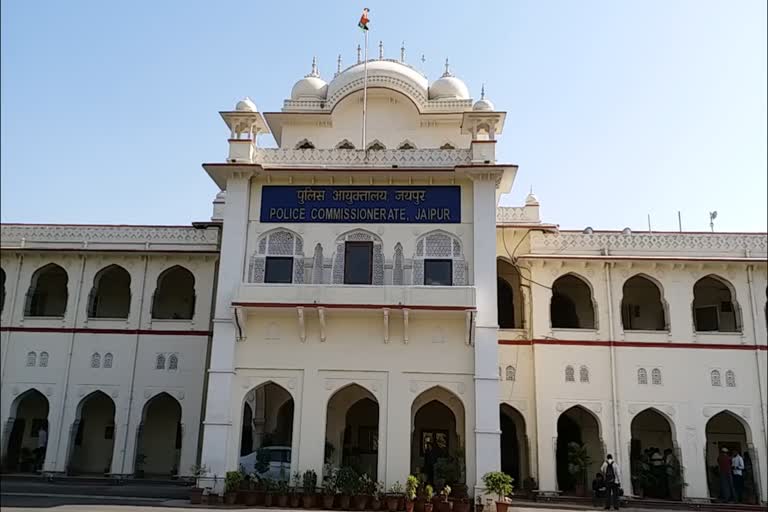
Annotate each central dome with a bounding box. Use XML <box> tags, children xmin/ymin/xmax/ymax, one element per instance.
<box><xmin>326</xmin><ymin>59</ymin><xmax>429</xmax><ymax>108</ymax></box>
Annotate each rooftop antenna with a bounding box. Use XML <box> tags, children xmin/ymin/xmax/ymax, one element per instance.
<box><xmin>378</xmin><ymin>40</ymin><xmax>384</xmax><ymax>60</ymax></box>
<box><xmin>647</xmin><ymin>214</ymin><xmax>652</xmax><ymax>233</ymax></box>
<box><xmin>357</xmin><ymin>44</ymin><xmax>362</xmax><ymax>64</ymax></box>
<box><xmin>677</xmin><ymin>211</ymin><xmax>682</xmax><ymax>232</ymax></box>
<box><xmin>709</xmin><ymin>211</ymin><xmax>718</xmax><ymax>232</ymax></box>
<box><xmin>400</xmin><ymin>41</ymin><xmax>405</xmax><ymax>62</ymax></box>
<box><xmin>336</xmin><ymin>54</ymin><xmax>342</xmax><ymax>76</ymax></box>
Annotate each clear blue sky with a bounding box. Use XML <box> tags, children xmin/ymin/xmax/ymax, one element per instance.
<box><xmin>2</xmin><ymin>1</ymin><xmax>766</xmax><ymax>232</ymax></box>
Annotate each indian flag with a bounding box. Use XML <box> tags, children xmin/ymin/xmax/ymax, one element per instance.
<box><xmin>358</xmin><ymin>8</ymin><xmax>370</xmax><ymax>30</ymax></box>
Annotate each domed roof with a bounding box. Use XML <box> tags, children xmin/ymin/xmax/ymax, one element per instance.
<box><xmin>291</xmin><ymin>57</ymin><xmax>328</xmax><ymax>100</ymax></box>
<box><xmin>472</xmin><ymin>85</ymin><xmax>494</xmax><ymax>111</ymax></box>
<box><xmin>326</xmin><ymin>59</ymin><xmax>429</xmax><ymax>107</ymax></box>
<box><xmin>429</xmin><ymin>60</ymin><xmax>470</xmax><ymax>100</ymax></box>
<box><xmin>235</xmin><ymin>97</ymin><xmax>257</xmax><ymax>112</ymax></box>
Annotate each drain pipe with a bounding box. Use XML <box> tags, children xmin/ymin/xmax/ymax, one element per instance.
<box><xmin>1</xmin><ymin>254</ymin><xmax>24</xmax><ymax>383</ymax></box>
<box><xmin>604</xmin><ymin>262</ymin><xmax>622</xmax><ymax>465</ymax></box>
<box><xmin>53</xmin><ymin>254</ymin><xmax>87</xmax><ymax>474</ymax></box>
<box><xmin>119</xmin><ymin>254</ymin><xmax>149</xmax><ymax>477</ymax></box>
<box><xmin>746</xmin><ymin>263</ymin><xmax>767</xmax><ymax>501</ymax></box>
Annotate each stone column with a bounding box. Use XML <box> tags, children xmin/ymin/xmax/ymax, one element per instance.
<box><xmin>385</xmin><ymin>370</ymin><xmax>410</xmax><ymax>489</ymax></box>
<box><xmin>471</xmin><ymin>175</ymin><xmax>501</xmax><ymax>493</ymax></box>
<box><xmin>200</xmin><ymin>172</ymin><xmax>252</xmax><ymax>490</ymax></box>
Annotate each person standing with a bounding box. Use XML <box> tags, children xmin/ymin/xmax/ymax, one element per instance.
<box><xmin>731</xmin><ymin>449</ymin><xmax>745</xmax><ymax>503</ymax></box>
<box><xmin>717</xmin><ymin>447</ymin><xmax>734</xmax><ymax>502</ymax></box>
<box><xmin>35</xmin><ymin>424</ymin><xmax>48</xmax><ymax>472</ymax></box>
<box><xmin>600</xmin><ymin>454</ymin><xmax>621</xmax><ymax>510</ymax></box>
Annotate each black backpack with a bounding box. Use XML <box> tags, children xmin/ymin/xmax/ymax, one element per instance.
<box><xmin>605</xmin><ymin>462</ymin><xmax>616</xmax><ymax>484</ymax></box>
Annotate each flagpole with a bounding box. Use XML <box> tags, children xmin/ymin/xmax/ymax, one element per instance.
<box><xmin>362</xmin><ymin>28</ymin><xmax>368</xmax><ymax>153</ymax></box>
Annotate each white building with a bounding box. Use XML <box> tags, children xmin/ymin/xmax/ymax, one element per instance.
<box><xmin>1</xmin><ymin>51</ymin><xmax>766</xmax><ymax>504</ymax></box>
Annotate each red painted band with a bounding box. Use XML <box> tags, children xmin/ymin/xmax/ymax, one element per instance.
<box><xmin>499</xmin><ymin>338</ymin><xmax>768</xmax><ymax>350</ymax></box>
<box><xmin>232</xmin><ymin>301</ymin><xmax>474</xmax><ymax>311</ymax></box>
<box><xmin>0</xmin><ymin>327</ymin><xmax>212</xmax><ymax>336</ymax></box>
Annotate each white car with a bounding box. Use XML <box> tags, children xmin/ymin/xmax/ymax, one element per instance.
<box><xmin>238</xmin><ymin>446</ymin><xmax>291</xmax><ymax>480</ymax></box>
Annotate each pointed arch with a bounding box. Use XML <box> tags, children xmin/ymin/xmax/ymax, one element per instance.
<box><xmin>693</xmin><ymin>274</ymin><xmax>742</xmax><ymax>332</ymax></box>
<box><xmin>69</xmin><ymin>390</ymin><xmax>116</xmax><ymax>475</ymax></box>
<box><xmin>556</xmin><ymin>405</ymin><xmax>604</xmax><ymax>492</ymax></box>
<box><xmin>332</xmin><ymin>229</ymin><xmax>384</xmax><ymax>285</ymax></box>
<box><xmin>365</xmin><ymin>139</ymin><xmax>386</xmax><ymax>151</ymax></box>
<box><xmin>500</xmin><ymin>404</ymin><xmax>529</xmax><ymax>485</ymax></box>
<box><xmin>397</xmin><ymin>140</ymin><xmax>417</xmax><ymax>150</ymax></box>
<box><xmin>324</xmin><ymin>383</ymin><xmax>380</xmax><ymax>477</ymax></box>
<box><xmin>704</xmin><ymin>409</ymin><xmax>754</xmax><ymax>499</ymax></box>
<box><xmin>249</xmin><ymin>228</ymin><xmax>305</xmax><ymax>284</ymax></box>
<box><xmin>497</xmin><ymin>258</ymin><xmax>525</xmax><ymax>329</ymax></box>
<box><xmin>630</xmin><ymin>407</ymin><xmax>681</xmax><ymax>499</ymax></box>
<box><xmin>335</xmin><ymin>139</ymin><xmax>356</xmax><ymax>150</ymax></box>
<box><xmin>413</xmin><ymin>230</ymin><xmax>467</xmax><ymax>286</ymax></box>
<box><xmin>439</xmin><ymin>142</ymin><xmax>456</xmax><ymax>150</ymax></box>
<box><xmin>295</xmin><ymin>138</ymin><xmax>315</xmax><ymax>150</ymax></box>
<box><xmin>136</xmin><ymin>392</ymin><xmax>182</xmax><ymax>476</ymax></box>
<box><xmin>551</xmin><ymin>273</ymin><xmax>596</xmax><ymax>329</ymax></box>
<box><xmin>151</xmin><ymin>266</ymin><xmax>195</xmax><ymax>320</ymax></box>
<box><xmin>25</xmin><ymin>263</ymin><xmax>69</xmax><ymax>317</ymax></box>
<box><xmin>87</xmin><ymin>264</ymin><xmax>131</xmax><ymax>319</ymax></box>
<box><xmin>621</xmin><ymin>273</ymin><xmax>668</xmax><ymax>331</ymax></box>
<box><xmin>4</xmin><ymin>389</ymin><xmax>49</xmax><ymax>473</ymax></box>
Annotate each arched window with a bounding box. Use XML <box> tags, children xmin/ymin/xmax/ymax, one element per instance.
<box><xmin>621</xmin><ymin>275</ymin><xmax>667</xmax><ymax>330</ymax></box>
<box><xmin>332</xmin><ymin>229</ymin><xmax>384</xmax><ymax>285</ymax></box>
<box><xmin>151</xmin><ymin>266</ymin><xmax>195</xmax><ymax>320</ymax></box>
<box><xmin>397</xmin><ymin>141</ymin><xmax>416</xmax><ymax>150</ymax></box>
<box><xmin>26</xmin><ymin>351</ymin><xmax>37</xmax><ymax>367</ymax></box>
<box><xmin>651</xmin><ymin>368</ymin><xmax>662</xmax><ymax>385</ymax></box>
<box><xmin>711</xmin><ymin>370</ymin><xmax>722</xmax><ymax>387</ymax></box>
<box><xmin>413</xmin><ymin>231</ymin><xmax>467</xmax><ymax>286</ymax></box>
<box><xmin>168</xmin><ymin>354</ymin><xmax>179</xmax><ymax>370</ymax></box>
<box><xmin>366</xmin><ymin>140</ymin><xmax>386</xmax><ymax>151</ymax></box>
<box><xmin>551</xmin><ymin>274</ymin><xmax>596</xmax><ymax>329</ymax></box>
<box><xmin>505</xmin><ymin>366</ymin><xmax>516</xmax><ymax>382</ymax></box>
<box><xmin>295</xmin><ymin>139</ymin><xmax>315</xmax><ymax>149</ymax></box>
<box><xmin>693</xmin><ymin>275</ymin><xmax>741</xmax><ymax>332</ymax></box>
<box><xmin>249</xmin><ymin>229</ymin><xmax>305</xmax><ymax>284</ymax></box>
<box><xmin>25</xmin><ymin>263</ymin><xmax>69</xmax><ymax>317</ymax></box>
<box><xmin>155</xmin><ymin>354</ymin><xmax>166</xmax><ymax>370</ymax></box>
<box><xmin>637</xmin><ymin>368</ymin><xmax>648</xmax><ymax>385</ymax></box>
<box><xmin>103</xmin><ymin>353</ymin><xmax>113</xmax><ymax>369</ymax></box>
<box><xmin>579</xmin><ymin>365</ymin><xmax>590</xmax><ymax>383</ymax></box>
<box><xmin>393</xmin><ymin>243</ymin><xmax>404</xmax><ymax>285</ymax></box>
<box><xmin>39</xmin><ymin>351</ymin><xmax>49</xmax><ymax>367</ymax></box>
<box><xmin>91</xmin><ymin>352</ymin><xmax>101</xmax><ymax>368</ymax></box>
<box><xmin>565</xmin><ymin>365</ymin><xmax>575</xmax><ymax>382</ymax></box>
<box><xmin>725</xmin><ymin>370</ymin><xmax>736</xmax><ymax>387</ymax></box>
<box><xmin>440</xmin><ymin>142</ymin><xmax>456</xmax><ymax>150</ymax></box>
<box><xmin>87</xmin><ymin>265</ymin><xmax>131</xmax><ymax>318</ymax></box>
<box><xmin>336</xmin><ymin>139</ymin><xmax>355</xmax><ymax>150</ymax></box>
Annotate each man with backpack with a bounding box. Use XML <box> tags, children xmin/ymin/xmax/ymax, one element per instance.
<box><xmin>600</xmin><ymin>454</ymin><xmax>622</xmax><ymax>510</ymax></box>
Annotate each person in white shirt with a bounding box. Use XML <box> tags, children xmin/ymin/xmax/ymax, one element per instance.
<box><xmin>731</xmin><ymin>449</ymin><xmax>745</xmax><ymax>503</ymax></box>
<box><xmin>600</xmin><ymin>454</ymin><xmax>621</xmax><ymax>510</ymax></box>
<box><xmin>35</xmin><ymin>425</ymin><xmax>47</xmax><ymax>472</ymax></box>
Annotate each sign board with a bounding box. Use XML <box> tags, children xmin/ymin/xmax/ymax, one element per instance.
<box><xmin>260</xmin><ymin>185</ymin><xmax>461</xmax><ymax>223</ymax></box>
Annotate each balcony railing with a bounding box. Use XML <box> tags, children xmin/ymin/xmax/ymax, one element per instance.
<box><xmin>250</xmin><ymin>148</ymin><xmax>472</xmax><ymax>168</ymax></box>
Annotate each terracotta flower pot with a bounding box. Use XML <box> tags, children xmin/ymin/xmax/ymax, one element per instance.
<box><xmin>387</xmin><ymin>496</ymin><xmax>400</xmax><ymax>512</ymax></box>
<box><xmin>277</xmin><ymin>493</ymin><xmax>289</xmax><ymax>507</ymax></box>
<box><xmin>353</xmin><ymin>494</ymin><xmax>368</xmax><ymax>510</ymax></box>
<box><xmin>189</xmin><ymin>487</ymin><xmax>204</xmax><ymax>505</ymax></box>
<box><xmin>415</xmin><ymin>499</ymin><xmax>425</xmax><ymax>512</ymax></box>
<box><xmin>405</xmin><ymin>499</ymin><xmax>415</xmax><ymax>512</ymax></box>
<box><xmin>264</xmin><ymin>492</ymin><xmax>274</xmax><ymax>507</ymax></box>
<box><xmin>424</xmin><ymin>503</ymin><xmax>434</xmax><ymax>512</ymax></box>
<box><xmin>322</xmin><ymin>494</ymin><xmax>336</xmax><ymax>509</ymax></box>
<box><xmin>340</xmin><ymin>495</ymin><xmax>352</xmax><ymax>510</ymax></box>
<box><xmin>225</xmin><ymin>492</ymin><xmax>238</xmax><ymax>505</ymax></box>
<box><xmin>372</xmin><ymin>498</ymin><xmax>382</xmax><ymax>510</ymax></box>
<box><xmin>303</xmin><ymin>494</ymin><xmax>317</xmax><ymax>508</ymax></box>
<box><xmin>438</xmin><ymin>501</ymin><xmax>452</xmax><ymax>512</ymax></box>
<box><xmin>398</xmin><ymin>497</ymin><xmax>405</xmax><ymax>511</ymax></box>
<box><xmin>290</xmin><ymin>494</ymin><xmax>302</xmax><ymax>508</ymax></box>
<box><xmin>475</xmin><ymin>504</ymin><xmax>484</xmax><ymax>512</ymax></box>
<box><xmin>495</xmin><ymin>502</ymin><xmax>509</xmax><ymax>512</ymax></box>
<box><xmin>207</xmin><ymin>493</ymin><xmax>220</xmax><ymax>505</ymax></box>
<box><xmin>453</xmin><ymin>501</ymin><xmax>469</xmax><ymax>512</ymax></box>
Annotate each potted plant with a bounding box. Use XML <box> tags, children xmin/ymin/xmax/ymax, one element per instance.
<box><xmin>371</xmin><ymin>481</ymin><xmax>385</xmax><ymax>510</ymax></box>
<box><xmin>352</xmin><ymin>474</ymin><xmax>371</xmax><ymax>510</ymax></box>
<box><xmin>225</xmin><ymin>471</ymin><xmax>243</xmax><ymax>505</ymax></box>
<box><xmin>566</xmin><ymin>442</ymin><xmax>590</xmax><ymax>497</ymax></box>
<box><xmin>189</xmin><ymin>464</ymin><xmax>208</xmax><ymax>504</ymax></box>
<box><xmin>438</xmin><ymin>485</ymin><xmax>452</xmax><ymax>512</ymax></box>
<box><xmin>302</xmin><ymin>469</ymin><xmax>318</xmax><ymax>508</ymax></box>
<box><xmin>481</xmin><ymin>472</ymin><xmax>513</xmax><ymax>512</ymax></box>
<box><xmin>632</xmin><ymin>460</ymin><xmax>656</xmax><ymax>499</ymax></box>
<box><xmin>276</xmin><ymin>479</ymin><xmax>290</xmax><ymax>508</ymax></box>
<box><xmin>207</xmin><ymin>474</ymin><xmax>220</xmax><ymax>505</ymax></box>
<box><xmin>387</xmin><ymin>481</ymin><xmax>404</xmax><ymax>512</ymax></box>
<box><xmin>322</xmin><ymin>468</ymin><xmax>338</xmax><ymax>509</ymax></box>
<box><xmin>134</xmin><ymin>454</ymin><xmax>147</xmax><ymax>479</ymax></box>
<box><xmin>263</xmin><ymin>478</ymin><xmax>276</xmax><ymax>507</ymax></box>
<box><xmin>404</xmin><ymin>476</ymin><xmax>418</xmax><ymax>512</ymax></box>
<box><xmin>423</xmin><ymin>485</ymin><xmax>435</xmax><ymax>512</ymax></box>
<box><xmin>337</xmin><ymin>466</ymin><xmax>359</xmax><ymax>510</ymax></box>
<box><xmin>290</xmin><ymin>471</ymin><xmax>302</xmax><ymax>508</ymax></box>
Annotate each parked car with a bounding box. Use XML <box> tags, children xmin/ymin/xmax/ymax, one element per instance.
<box><xmin>238</xmin><ymin>445</ymin><xmax>291</xmax><ymax>480</ymax></box>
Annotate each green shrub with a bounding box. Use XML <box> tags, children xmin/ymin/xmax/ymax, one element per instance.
<box><xmin>481</xmin><ymin>471</ymin><xmax>513</xmax><ymax>501</ymax></box>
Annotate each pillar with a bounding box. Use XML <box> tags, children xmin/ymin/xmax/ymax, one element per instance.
<box><xmin>200</xmin><ymin>172</ymin><xmax>252</xmax><ymax>489</ymax></box>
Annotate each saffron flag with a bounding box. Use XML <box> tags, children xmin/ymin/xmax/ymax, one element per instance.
<box><xmin>358</xmin><ymin>8</ymin><xmax>370</xmax><ymax>30</ymax></box>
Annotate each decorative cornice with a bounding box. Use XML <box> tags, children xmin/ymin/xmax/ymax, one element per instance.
<box><xmin>251</xmin><ymin>148</ymin><xmax>471</xmax><ymax>168</ymax></box>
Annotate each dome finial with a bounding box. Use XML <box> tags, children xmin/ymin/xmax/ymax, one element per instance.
<box><xmin>306</xmin><ymin>56</ymin><xmax>320</xmax><ymax>78</ymax></box>
<box><xmin>481</xmin><ymin>83</ymin><xmax>486</xmax><ymax>99</ymax></box>
<box><xmin>378</xmin><ymin>40</ymin><xmax>384</xmax><ymax>60</ymax></box>
<box><xmin>442</xmin><ymin>58</ymin><xmax>453</xmax><ymax>77</ymax></box>
<box><xmin>400</xmin><ymin>41</ymin><xmax>406</xmax><ymax>62</ymax></box>
<box><xmin>336</xmin><ymin>54</ymin><xmax>342</xmax><ymax>76</ymax></box>
<box><xmin>357</xmin><ymin>44</ymin><xmax>362</xmax><ymax>64</ymax></box>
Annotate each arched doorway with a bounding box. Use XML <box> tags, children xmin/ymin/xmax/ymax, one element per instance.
<box><xmin>551</xmin><ymin>275</ymin><xmax>596</xmax><ymax>329</ymax></box>
<box><xmin>239</xmin><ymin>382</ymin><xmax>294</xmax><ymax>481</ymax></box>
<box><xmin>500</xmin><ymin>404</ymin><xmax>527</xmax><ymax>485</ymax></box>
<box><xmin>134</xmin><ymin>393</ymin><xmax>182</xmax><ymax>478</ymax></box>
<box><xmin>411</xmin><ymin>387</ymin><xmax>466</xmax><ymax>490</ymax></box>
<box><xmin>629</xmin><ymin>409</ymin><xmax>681</xmax><ymax>500</ymax></box>
<box><xmin>497</xmin><ymin>259</ymin><xmax>524</xmax><ymax>329</ymax></box>
<box><xmin>556</xmin><ymin>406</ymin><xmax>603</xmax><ymax>495</ymax></box>
<box><xmin>3</xmin><ymin>389</ymin><xmax>49</xmax><ymax>472</ymax></box>
<box><xmin>325</xmin><ymin>384</ymin><xmax>379</xmax><ymax>479</ymax></box>
<box><xmin>68</xmin><ymin>391</ymin><xmax>116</xmax><ymax>475</ymax></box>
<box><xmin>621</xmin><ymin>275</ymin><xmax>667</xmax><ymax>331</ymax></box>
<box><xmin>705</xmin><ymin>411</ymin><xmax>756</xmax><ymax>502</ymax></box>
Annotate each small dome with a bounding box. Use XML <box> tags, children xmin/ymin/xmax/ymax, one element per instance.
<box><xmin>291</xmin><ymin>57</ymin><xmax>328</xmax><ymax>100</ymax></box>
<box><xmin>429</xmin><ymin>59</ymin><xmax>470</xmax><ymax>100</ymax></box>
<box><xmin>525</xmin><ymin>192</ymin><xmax>539</xmax><ymax>206</ymax></box>
<box><xmin>472</xmin><ymin>84</ymin><xmax>494</xmax><ymax>110</ymax></box>
<box><xmin>583</xmin><ymin>227</ymin><xmax>594</xmax><ymax>234</ymax></box>
<box><xmin>622</xmin><ymin>227</ymin><xmax>632</xmax><ymax>235</ymax></box>
<box><xmin>235</xmin><ymin>97</ymin><xmax>257</xmax><ymax>112</ymax></box>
